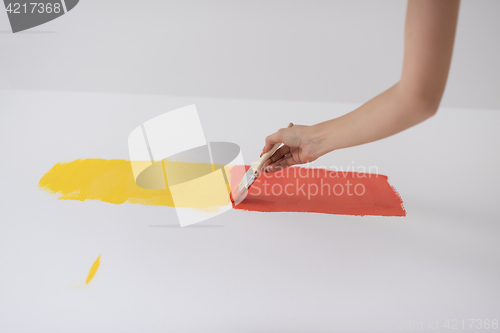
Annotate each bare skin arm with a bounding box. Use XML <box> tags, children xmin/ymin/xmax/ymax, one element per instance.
<box><xmin>262</xmin><ymin>0</ymin><xmax>460</xmax><ymax>173</ymax></box>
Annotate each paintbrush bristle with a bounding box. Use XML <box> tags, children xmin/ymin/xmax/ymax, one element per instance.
<box><xmin>232</xmin><ymin>167</ymin><xmax>257</xmax><ymax>204</ymax></box>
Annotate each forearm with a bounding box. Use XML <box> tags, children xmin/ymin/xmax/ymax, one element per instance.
<box><xmin>313</xmin><ymin>0</ymin><xmax>459</xmax><ymax>155</ymax></box>
<box><xmin>262</xmin><ymin>0</ymin><xmax>459</xmax><ymax>171</ymax></box>
<box><xmin>313</xmin><ymin>82</ymin><xmax>438</xmax><ymax>154</ymax></box>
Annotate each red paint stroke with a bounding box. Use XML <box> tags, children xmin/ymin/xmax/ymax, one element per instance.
<box><xmin>232</xmin><ymin>166</ymin><xmax>405</xmax><ymax>217</ymax></box>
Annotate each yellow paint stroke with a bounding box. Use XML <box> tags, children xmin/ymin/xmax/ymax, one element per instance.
<box><xmin>38</xmin><ymin>159</ymin><xmax>231</xmax><ymax>211</ymax></box>
<box><xmin>86</xmin><ymin>254</ymin><xmax>101</xmax><ymax>284</ymax></box>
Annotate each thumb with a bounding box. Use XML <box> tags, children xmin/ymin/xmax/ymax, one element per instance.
<box><xmin>263</xmin><ymin>124</ymin><xmax>300</xmax><ymax>153</ymax></box>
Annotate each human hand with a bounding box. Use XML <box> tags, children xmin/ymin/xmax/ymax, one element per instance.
<box><xmin>260</xmin><ymin>124</ymin><xmax>326</xmax><ymax>173</ymax></box>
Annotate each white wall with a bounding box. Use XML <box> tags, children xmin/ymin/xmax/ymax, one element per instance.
<box><xmin>0</xmin><ymin>0</ymin><xmax>499</xmax><ymax>110</ymax></box>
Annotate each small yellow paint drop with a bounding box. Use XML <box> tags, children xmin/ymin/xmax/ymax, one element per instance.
<box><xmin>86</xmin><ymin>254</ymin><xmax>101</xmax><ymax>284</ymax></box>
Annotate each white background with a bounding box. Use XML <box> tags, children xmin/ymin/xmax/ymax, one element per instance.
<box><xmin>0</xmin><ymin>0</ymin><xmax>499</xmax><ymax>109</ymax></box>
<box><xmin>0</xmin><ymin>90</ymin><xmax>499</xmax><ymax>332</ymax></box>
<box><xmin>0</xmin><ymin>1</ymin><xmax>499</xmax><ymax>332</ymax></box>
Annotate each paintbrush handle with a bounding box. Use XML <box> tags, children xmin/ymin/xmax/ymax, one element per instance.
<box><xmin>252</xmin><ymin>122</ymin><xmax>294</xmax><ymax>173</ymax></box>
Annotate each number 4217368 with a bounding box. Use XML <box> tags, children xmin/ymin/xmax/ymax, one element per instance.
<box><xmin>6</xmin><ymin>2</ymin><xmax>62</xmax><ymax>14</ymax></box>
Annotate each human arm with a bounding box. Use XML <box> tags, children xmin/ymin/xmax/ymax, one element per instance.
<box><xmin>262</xmin><ymin>0</ymin><xmax>460</xmax><ymax>172</ymax></box>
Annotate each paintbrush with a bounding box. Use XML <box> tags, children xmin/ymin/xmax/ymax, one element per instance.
<box><xmin>232</xmin><ymin>123</ymin><xmax>293</xmax><ymax>204</ymax></box>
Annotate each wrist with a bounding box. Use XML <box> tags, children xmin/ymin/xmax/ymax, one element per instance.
<box><xmin>307</xmin><ymin>122</ymin><xmax>335</xmax><ymax>158</ymax></box>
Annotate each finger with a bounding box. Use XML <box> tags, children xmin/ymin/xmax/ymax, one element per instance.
<box><xmin>263</xmin><ymin>154</ymin><xmax>289</xmax><ymax>170</ymax></box>
<box><xmin>269</xmin><ymin>145</ymin><xmax>291</xmax><ymax>163</ymax></box>
<box><xmin>262</xmin><ymin>154</ymin><xmax>284</xmax><ymax>170</ymax></box>
<box><xmin>263</xmin><ymin>126</ymin><xmax>299</xmax><ymax>153</ymax></box>
<box><xmin>264</xmin><ymin>155</ymin><xmax>298</xmax><ymax>173</ymax></box>
<box><xmin>263</xmin><ymin>146</ymin><xmax>296</xmax><ymax>169</ymax></box>
<box><xmin>262</xmin><ymin>151</ymin><xmax>288</xmax><ymax>170</ymax></box>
